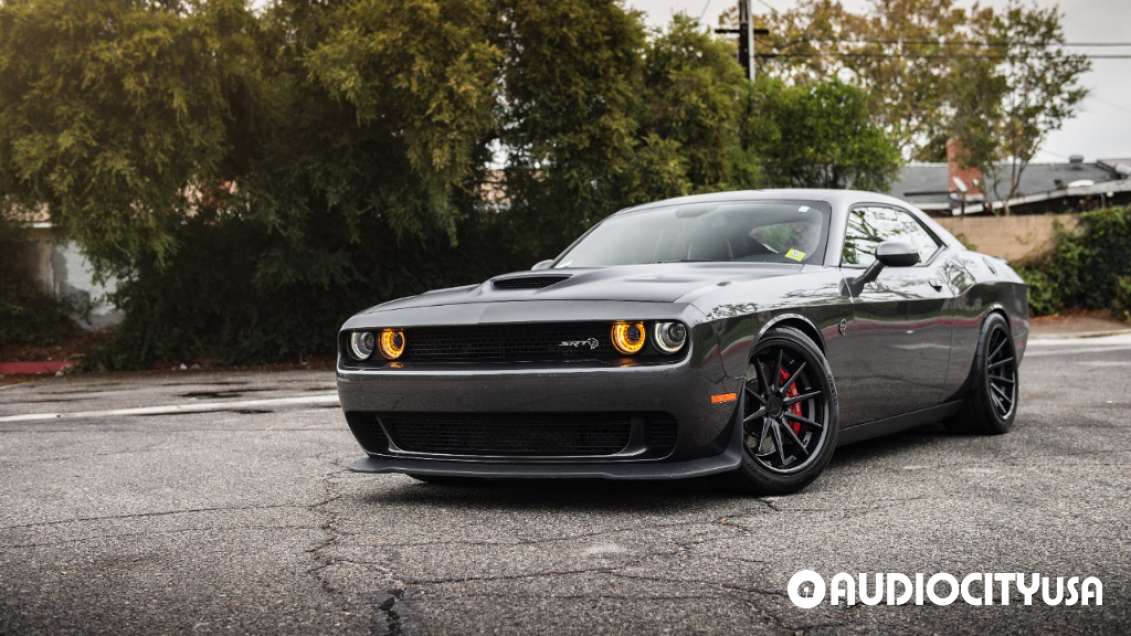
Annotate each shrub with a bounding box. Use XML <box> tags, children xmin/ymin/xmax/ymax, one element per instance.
<box><xmin>83</xmin><ymin>213</ymin><xmax>527</xmax><ymax>370</ymax></box>
<box><xmin>1114</xmin><ymin>276</ymin><xmax>1131</xmax><ymax>323</ymax></box>
<box><xmin>1016</xmin><ymin>207</ymin><xmax>1131</xmax><ymax>320</ymax></box>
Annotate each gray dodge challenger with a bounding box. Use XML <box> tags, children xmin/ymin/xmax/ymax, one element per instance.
<box><xmin>336</xmin><ymin>189</ymin><xmax>1027</xmax><ymax>494</ymax></box>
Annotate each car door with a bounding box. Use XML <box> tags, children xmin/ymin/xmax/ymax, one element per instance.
<box><xmin>837</xmin><ymin>204</ymin><xmax>954</xmax><ymax>427</ymax></box>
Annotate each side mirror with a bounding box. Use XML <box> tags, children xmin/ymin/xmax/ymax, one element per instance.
<box><xmin>531</xmin><ymin>259</ymin><xmax>554</xmax><ymax>271</ymax></box>
<box><xmin>845</xmin><ymin>240</ymin><xmax>919</xmax><ymax>296</ymax></box>
<box><xmin>875</xmin><ymin>240</ymin><xmax>920</xmax><ymax>268</ymax></box>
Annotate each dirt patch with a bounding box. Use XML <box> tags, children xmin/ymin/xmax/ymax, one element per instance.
<box><xmin>1030</xmin><ymin>309</ymin><xmax>1130</xmax><ymax>336</ymax></box>
<box><xmin>0</xmin><ymin>330</ymin><xmax>112</xmax><ymax>364</ymax></box>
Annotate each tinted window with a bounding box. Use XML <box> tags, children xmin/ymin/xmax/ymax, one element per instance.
<box><xmin>553</xmin><ymin>201</ymin><xmax>831</xmax><ymax>268</ymax></box>
<box><xmin>842</xmin><ymin>206</ymin><xmax>941</xmax><ymax>267</ymax></box>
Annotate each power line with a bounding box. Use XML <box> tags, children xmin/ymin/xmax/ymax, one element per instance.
<box><xmin>698</xmin><ymin>0</ymin><xmax>713</xmax><ymax>21</ymax></box>
<box><xmin>780</xmin><ymin>39</ymin><xmax>1131</xmax><ymax>47</ymax></box>
<box><xmin>1091</xmin><ymin>95</ymin><xmax>1131</xmax><ymax>115</ymax></box>
<box><xmin>757</xmin><ymin>52</ymin><xmax>1131</xmax><ymax>60</ymax></box>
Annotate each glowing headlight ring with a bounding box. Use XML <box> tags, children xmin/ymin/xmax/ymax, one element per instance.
<box><xmin>378</xmin><ymin>329</ymin><xmax>406</xmax><ymax>360</ymax></box>
<box><xmin>611</xmin><ymin>321</ymin><xmax>646</xmax><ymax>355</ymax></box>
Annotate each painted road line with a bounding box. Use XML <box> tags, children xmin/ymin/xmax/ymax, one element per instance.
<box><xmin>0</xmin><ymin>393</ymin><xmax>340</xmax><ymax>423</ymax></box>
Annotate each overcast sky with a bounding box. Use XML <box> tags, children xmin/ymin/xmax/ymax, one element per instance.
<box><xmin>626</xmin><ymin>0</ymin><xmax>1131</xmax><ymax>164</ymax></box>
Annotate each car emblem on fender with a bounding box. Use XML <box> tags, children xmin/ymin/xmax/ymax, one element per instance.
<box><xmin>559</xmin><ymin>338</ymin><xmax>600</xmax><ymax>350</ymax></box>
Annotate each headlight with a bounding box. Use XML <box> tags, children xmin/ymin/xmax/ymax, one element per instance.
<box><xmin>611</xmin><ymin>321</ymin><xmax>646</xmax><ymax>355</ymax></box>
<box><xmin>348</xmin><ymin>331</ymin><xmax>376</xmax><ymax>360</ymax></box>
<box><xmin>378</xmin><ymin>328</ymin><xmax>406</xmax><ymax>360</ymax></box>
<box><xmin>653</xmin><ymin>322</ymin><xmax>688</xmax><ymax>354</ymax></box>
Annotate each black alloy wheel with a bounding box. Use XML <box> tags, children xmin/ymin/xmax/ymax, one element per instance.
<box><xmin>985</xmin><ymin>325</ymin><xmax>1018</xmax><ymax>419</ymax></box>
<box><xmin>948</xmin><ymin>312</ymin><xmax>1018</xmax><ymax>435</ymax></box>
<box><xmin>720</xmin><ymin>326</ymin><xmax>839</xmax><ymax>494</ymax></box>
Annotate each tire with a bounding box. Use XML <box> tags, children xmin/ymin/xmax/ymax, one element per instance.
<box><xmin>406</xmin><ymin>474</ymin><xmax>484</xmax><ymax>486</ymax></box>
<box><xmin>717</xmin><ymin>326</ymin><xmax>840</xmax><ymax>495</ymax></box>
<box><xmin>946</xmin><ymin>313</ymin><xmax>1018</xmax><ymax>435</ymax></box>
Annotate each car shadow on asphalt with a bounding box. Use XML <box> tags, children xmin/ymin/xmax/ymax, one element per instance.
<box><xmin>827</xmin><ymin>422</ymin><xmax>954</xmax><ymax>469</ymax></box>
<box><xmin>355</xmin><ymin>424</ymin><xmax>959</xmax><ymax>512</ymax></box>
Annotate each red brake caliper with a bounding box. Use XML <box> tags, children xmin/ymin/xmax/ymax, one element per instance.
<box><xmin>780</xmin><ymin>368</ymin><xmax>803</xmax><ymax>436</ymax></box>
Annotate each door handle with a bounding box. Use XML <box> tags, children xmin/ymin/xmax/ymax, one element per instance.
<box><xmin>929</xmin><ymin>278</ymin><xmax>943</xmax><ymax>290</ymax></box>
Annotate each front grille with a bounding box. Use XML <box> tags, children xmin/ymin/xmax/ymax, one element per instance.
<box><xmin>345</xmin><ymin>412</ymin><xmax>388</xmax><ymax>453</ymax></box>
<box><xmin>493</xmin><ymin>275</ymin><xmax>570</xmax><ymax>290</ymax></box>
<box><xmin>402</xmin><ymin>323</ymin><xmax>612</xmax><ymax>362</ymax></box>
<box><xmin>345</xmin><ymin>412</ymin><xmax>680</xmax><ymax>458</ymax></box>
<box><xmin>382</xmin><ymin>413</ymin><xmax>631</xmax><ymax>455</ymax></box>
<box><xmin>646</xmin><ymin>416</ymin><xmax>677</xmax><ymax>450</ymax></box>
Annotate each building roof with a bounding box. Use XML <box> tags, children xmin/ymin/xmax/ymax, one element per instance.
<box><xmin>890</xmin><ymin>160</ymin><xmax>1127</xmax><ymax>213</ymax></box>
<box><xmin>1098</xmin><ymin>158</ymin><xmax>1131</xmax><ymax>171</ymax></box>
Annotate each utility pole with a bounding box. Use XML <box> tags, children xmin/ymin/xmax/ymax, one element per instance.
<box><xmin>715</xmin><ymin>1</ymin><xmax>770</xmax><ymax>83</ymax></box>
<box><xmin>739</xmin><ymin>0</ymin><xmax>754</xmax><ymax>82</ymax></box>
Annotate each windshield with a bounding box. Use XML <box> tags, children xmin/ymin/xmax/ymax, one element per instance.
<box><xmin>552</xmin><ymin>200</ymin><xmax>832</xmax><ymax>268</ymax></box>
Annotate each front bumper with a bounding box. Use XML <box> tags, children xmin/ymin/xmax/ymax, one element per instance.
<box><xmin>336</xmin><ymin>343</ymin><xmax>745</xmax><ymax>477</ymax></box>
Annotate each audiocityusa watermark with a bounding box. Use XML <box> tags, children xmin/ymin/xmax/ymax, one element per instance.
<box><xmin>788</xmin><ymin>571</ymin><xmax>1103</xmax><ymax>608</ymax></box>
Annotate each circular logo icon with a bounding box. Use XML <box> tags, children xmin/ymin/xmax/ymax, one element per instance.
<box><xmin>788</xmin><ymin>570</ymin><xmax>826</xmax><ymax>609</ymax></box>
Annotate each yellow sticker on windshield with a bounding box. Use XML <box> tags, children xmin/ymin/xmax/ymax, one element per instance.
<box><xmin>785</xmin><ymin>249</ymin><xmax>806</xmax><ymax>262</ymax></box>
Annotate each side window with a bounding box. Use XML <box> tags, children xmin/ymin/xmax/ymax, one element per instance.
<box><xmin>842</xmin><ymin>206</ymin><xmax>941</xmax><ymax>267</ymax></box>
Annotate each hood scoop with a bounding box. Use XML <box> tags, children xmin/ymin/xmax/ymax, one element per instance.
<box><xmin>492</xmin><ymin>275</ymin><xmax>571</xmax><ymax>290</ymax></box>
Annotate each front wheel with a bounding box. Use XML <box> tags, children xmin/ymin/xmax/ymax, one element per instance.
<box><xmin>718</xmin><ymin>326</ymin><xmax>839</xmax><ymax>495</ymax></box>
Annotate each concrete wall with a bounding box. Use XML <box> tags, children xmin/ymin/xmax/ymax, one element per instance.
<box><xmin>935</xmin><ymin>213</ymin><xmax>1078</xmax><ymax>262</ymax></box>
<box><xmin>19</xmin><ymin>228</ymin><xmax>123</xmax><ymax>331</ymax></box>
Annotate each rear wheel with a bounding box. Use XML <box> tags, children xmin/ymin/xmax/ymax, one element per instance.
<box><xmin>718</xmin><ymin>326</ymin><xmax>839</xmax><ymax>495</ymax></box>
<box><xmin>947</xmin><ymin>313</ymin><xmax>1018</xmax><ymax>435</ymax></box>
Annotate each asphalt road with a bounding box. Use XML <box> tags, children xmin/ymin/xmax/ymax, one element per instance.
<box><xmin>1</xmin><ymin>335</ymin><xmax>1129</xmax><ymax>635</ymax></box>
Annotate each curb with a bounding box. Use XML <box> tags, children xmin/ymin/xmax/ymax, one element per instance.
<box><xmin>0</xmin><ymin>360</ymin><xmax>74</xmax><ymax>376</ymax></box>
<box><xmin>1029</xmin><ymin>328</ymin><xmax>1131</xmax><ymax>341</ymax></box>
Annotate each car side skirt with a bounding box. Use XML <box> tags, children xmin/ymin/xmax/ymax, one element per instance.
<box><xmin>837</xmin><ymin>400</ymin><xmax>963</xmax><ymax>446</ymax></box>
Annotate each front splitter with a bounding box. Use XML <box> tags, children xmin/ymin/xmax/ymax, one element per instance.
<box><xmin>348</xmin><ymin>449</ymin><xmax>742</xmax><ymax>480</ymax></box>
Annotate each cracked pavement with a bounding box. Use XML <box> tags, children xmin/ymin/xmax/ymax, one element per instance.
<box><xmin>1</xmin><ymin>342</ymin><xmax>1129</xmax><ymax>635</ymax></box>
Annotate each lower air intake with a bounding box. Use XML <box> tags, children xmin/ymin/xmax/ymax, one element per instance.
<box><xmin>382</xmin><ymin>413</ymin><xmax>631</xmax><ymax>456</ymax></box>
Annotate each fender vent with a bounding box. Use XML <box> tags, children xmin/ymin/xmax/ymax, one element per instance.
<box><xmin>493</xmin><ymin>275</ymin><xmax>569</xmax><ymax>290</ymax></box>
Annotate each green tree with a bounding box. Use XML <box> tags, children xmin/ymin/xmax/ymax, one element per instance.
<box><xmin>302</xmin><ymin>0</ymin><xmax>501</xmax><ymax>243</ymax></box>
<box><xmin>744</xmin><ymin>77</ymin><xmax>900</xmax><ymax>190</ymax></box>
<box><xmin>955</xmin><ymin>0</ymin><xmax>1090</xmax><ymax>215</ymax></box>
<box><xmin>0</xmin><ymin>0</ymin><xmax>249</xmax><ymax>273</ymax></box>
<box><xmin>727</xmin><ymin>0</ymin><xmax>994</xmax><ymax>158</ymax></box>
<box><xmin>495</xmin><ymin>0</ymin><xmax>646</xmax><ymax>256</ymax></box>
<box><xmin>632</xmin><ymin>14</ymin><xmax>756</xmax><ymax>201</ymax></box>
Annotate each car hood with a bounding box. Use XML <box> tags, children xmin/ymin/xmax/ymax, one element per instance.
<box><xmin>362</xmin><ymin>263</ymin><xmax>804</xmax><ymax>314</ymax></box>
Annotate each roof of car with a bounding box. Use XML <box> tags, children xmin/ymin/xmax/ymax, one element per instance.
<box><xmin>613</xmin><ymin>188</ymin><xmax>963</xmax><ymax>251</ymax></box>
<box><xmin>616</xmin><ymin>188</ymin><xmax>921</xmax><ymax>214</ymax></box>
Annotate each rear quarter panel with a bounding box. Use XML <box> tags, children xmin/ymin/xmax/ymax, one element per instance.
<box><xmin>942</xmin><ymin>250</ymin><xmax>1029</xmax><ymax>402</ymax></box>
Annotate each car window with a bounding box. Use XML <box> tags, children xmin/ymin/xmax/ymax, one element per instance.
<box><xmin>842</xmin><ymin>206</ymin><xmax>941</xmax><ymax>267</ymax></box>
